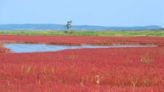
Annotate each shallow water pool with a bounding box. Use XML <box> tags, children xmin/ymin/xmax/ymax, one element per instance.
<box><xmin>3</xmin><ymin>43</ymin><xmax>157</xmax><ymax>53</ymax></box>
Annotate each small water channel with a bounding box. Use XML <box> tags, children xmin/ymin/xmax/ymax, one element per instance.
<box><xmin>3</xmin><ymin>43</ymin><xmax>157</xmax><ymax>53</ymax></box>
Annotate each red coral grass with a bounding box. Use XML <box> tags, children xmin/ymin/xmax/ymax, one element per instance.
<box><xmin>0</xmin><ymin>35</ymin><xmax>163</xmax><ymax>92</ymax></box>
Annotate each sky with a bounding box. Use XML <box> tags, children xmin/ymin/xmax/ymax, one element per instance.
<box><xmin>0</xmin><ymin>0</ymin><xmax>164</xmax><ymax>27</ymax></box>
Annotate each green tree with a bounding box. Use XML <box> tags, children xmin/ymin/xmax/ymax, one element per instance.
<box><xmin>66</xmin><ymin>20</ymin><xmax>72</xmax><ymax>33</ymax></box>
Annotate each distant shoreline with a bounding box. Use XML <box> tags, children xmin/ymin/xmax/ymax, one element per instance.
<box><xmin>0</xmin><ymin>24</ymin><xmax>162</xmax><ymax>31</ymax></box>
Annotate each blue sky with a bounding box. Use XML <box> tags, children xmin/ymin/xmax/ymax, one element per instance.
<box><xmin>0</xmin><ymin>0</ymin><xmax>164</xmax><ymax>26</ymax></box>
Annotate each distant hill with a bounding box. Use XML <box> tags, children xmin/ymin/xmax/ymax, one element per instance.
<box><xmin>0</xmin><ymin>24</ymin><xmax>163</xmax><ymax>31</ymax></box>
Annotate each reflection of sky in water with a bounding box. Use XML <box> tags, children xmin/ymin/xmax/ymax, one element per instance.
<box><xmin>4</xmin><ymin>43</ymin><xmax>157</xmax><ymax>53</ymax></box>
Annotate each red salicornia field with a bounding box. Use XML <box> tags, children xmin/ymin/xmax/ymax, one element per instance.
<box><xmin>0</xmin><ymin>35</ymin><xmax>164</xmax><ymax>92</ymax></box>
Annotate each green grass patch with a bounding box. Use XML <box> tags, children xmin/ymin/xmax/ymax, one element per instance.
<box><xmin>0</xmin><ymin>30</ymin><xmax>164</xmax><ymax>37</ymax></box>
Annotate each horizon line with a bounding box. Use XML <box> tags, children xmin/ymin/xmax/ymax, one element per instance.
<box><xmin>0</xmin><ymin>24</ymin><xmax>163</xmax><ymax>28</ymax></box>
